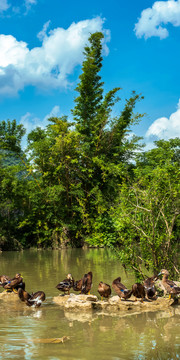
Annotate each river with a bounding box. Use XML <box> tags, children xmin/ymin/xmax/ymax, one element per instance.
<box><xmin>0</xmin><ymin>248</ymin><xmax>179</xmax><ymax>360</ymax></box>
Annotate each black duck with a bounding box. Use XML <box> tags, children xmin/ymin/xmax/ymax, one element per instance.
<box><xmin>56</xmin><ymin>273</ymin><xmax>74</xmax><ymax>295</ymax></box>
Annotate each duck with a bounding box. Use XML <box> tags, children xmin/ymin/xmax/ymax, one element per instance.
<box><xmin>158</xmin><ymin>269</ymin><xmax>180</xmax><ymax>298</ymax></box>
<box><xmin>0</xmin><ymin>275</ymin><xmax>10</xmax><ymax>285</ymax></box>
<box><xmin>56</xmin><ymin>273</ymin><xmax>74</xmax><ymax>295</ymax></box>
<box><xmin>73</xmin><ymin>278</ymin><xmax>83</xmax><ymax>293</ymax></box>
<box><xmin>18</xmin><ymin>288</ymin><xmax>30</xmax><ymax>302</ymax></box>
<box><xmin>81</xmin><ymin>271</ymin><xmax>92</xmax><ymax>295</ymax></box>
<box><xmin>98</xmin><ymin>281</ymin><xmax>111</xmax><ymax>300</ymax></box>
<box><xmin>131</xmin><ymin>283</ymin><xmax>145</xmax><ymax>302</ymax></box>
<box><xmin>2</xmin><ymin>273</ymin><xmax>24</xmax><ymax>293</ymax></box>
<box><xmin>143</xmin><ymin>276</ymin><xmax>157</xmax><ymax>300</ymax></box>
<box><xmin>112</xmin><ymin>277</ymin><xmax>132</xmax><ymax>301</ymax></box>
<box><xmin>18</xmin><ymin>288</ymin><xmax>46</xmax><ymax>307</ymax></box>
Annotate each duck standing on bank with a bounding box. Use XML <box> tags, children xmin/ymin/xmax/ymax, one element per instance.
<box><xmin>112</xmin><ymin>277</ymin><xmax>132</xmax><ymax>301</ymax></box>
<box><xmin>81</xmin><ymin>271</ymin><xmax>93</xmax><ymax>295</ymax></box>
<box><xmin>0</xmin><ymin>275</ymin><xmax>10</xmax><ymax>286</ymax></box>
<box><xmin>98</xmin><ymin>281</ymin><xmax>111</xmax><ymax>301</ymax></box>
<box><xmin>158</xmin><ymin>269</ymin><xmax>180</xmax><ymax>298</ymax></box>
<box><xmin>131</xmin><ymin>283</ymin><xmax>145</xmax><ymax>302</ymax></box>
<box><xmin>56</xmin><ymin>273</ymin><xmax>74</xmax><ymax>295</ymax></box>
<box><xmin>1</xmin><ymin>273</ymin><xmax>24</xmax><ymax>293</ymax></box>
<box><xmin>143</xmin><ymin>276</ymin><xmax>157</xmax><ymax>300</ymax></box>
<box><xmin>73</xmin><ymin>278</ymin><xmax>83</xmax><ymax>293</ymax></box>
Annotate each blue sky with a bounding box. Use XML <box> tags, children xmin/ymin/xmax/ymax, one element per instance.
<box><xmin>0</xmin><ymin>0</ymin><xmax>180</xmax><ymax>149</ymax></box>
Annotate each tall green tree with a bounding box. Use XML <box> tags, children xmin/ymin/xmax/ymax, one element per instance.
<box><xmin>72</xmin><ymin>32</ymin><xmax>143</xmax><ymax>243</ymax></box>
<box><xmin>73</xmin><ymin>32</ymin><xmax>121</xmax><ymax>147</ymax></box>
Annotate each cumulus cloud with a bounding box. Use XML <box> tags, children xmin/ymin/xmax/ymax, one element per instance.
<box><xmin>135</xmin><ymin>0</ymin><xmax>180</xmax><ymax>39</ymax></box>
<box><xmin>0</xmin><ymin>0</ymin><xmax>10</xmax><ymax>12</ymax></box>
<box><xmin>146</xmin><ymin>100</ymin><xmax>180</xmax><ymax>140</ymax></box>
<box><xmin>0</xmin><ymin>17</ymin><xmax>110</xmax><ymax>96</ymax></box>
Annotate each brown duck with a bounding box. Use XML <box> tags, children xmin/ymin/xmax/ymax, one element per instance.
<box><xmin>2</xmin><ymin>273</ymin><xmax>24</xmax><ymax>293</ymax></box>
<box><xmin>158</xmin><ymin>269</ymin><xmax>180</xmax><ymax>298</ymax></box>
<box><xmin>18</xmin><ymin>288</ymin><xmax>46</xmax><ymax>307</ymax></box>
<box><xmin>112</xmin><ymin>277</ymin><xmax>132</xmax><ymax>301</ymax></box>
<box><xmin>143</xmin><ymin>276</ymin><xmax>157</xmax><ymax>300</ymax></box>
<box><xmin>56</xmin><ymin>273</ymin><xmax>74</xmax><ymax>295</ymax></box>
<box><xmin>98</xmin><ymin>281</ymin><xmax>111</xmax><ymax>300</ymax></box>
<box><xmin>81</xmin><ymin>271</ymin><xmax>92</xmax><ymax>295</ymax></box>
<box><xmin>131</xmin><ymin>283</ymin><xmax>145</xmax><ymax>302</ymax></box>
<box><xmin>73</xmin><ymin>278</ymin><xmax>83</xmax><ymax>293</ymax></box>
<box><xmin>0</xmin><ymin>275</ymin><xmax>10</xmax><ymax>285</ymax></box>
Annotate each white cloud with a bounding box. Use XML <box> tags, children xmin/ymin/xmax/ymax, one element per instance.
<box><xmin>25</xmin><ymin>0</ymin><xmax>37</xmax><ymax>6</ymax></box>
<box><xmin>146</xmin><ymin>100</ymin><xmax>180</xmax><ymax>140</ymax></box>
<box><xmin>43</xmin><ymin>105</ymin><xmax>61</xmax><ymax>123</ymax></box>
<box><xmin>37</xmin><ymin>20</ymin><xmax>51</xmax><ymax>41</ymax></box>
<box><xmin>20</xmin><ymin>105</ymin><xmax>61</xmax><ymax>132</ymax></box>
<box><xmin>24</xmin><ymin>0</ymin><xmax>37</xmax><ymax>12</ymax></box>
<box><xmin>20</xmin><ymin>112</ymin><xmax>39</xmax><ymax>134</ymax></box>
<box><xmin>0</xmin><ymin>0</ymin><xmax>37</xmax><ymax>14</ymax></box>
<box><xmin>20</xmin><ymin>105</ymin><xmax>61</xmax><ymax>148</ymax></box>
<box><xmin>0</xmin><ymin>0</ymin><xmax>10</xmax><ymax>12</ymax></box>
<box><xmin>0</xmin><ymin>17</ymin><xmax>110</xmax><ymax>96</ymax></box>
<box><xmin>135</xmin><ymin>0</ymin><xmax>180</xmax><ymax>39</ymax></box>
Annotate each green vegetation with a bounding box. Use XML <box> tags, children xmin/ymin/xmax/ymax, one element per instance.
<box><xmin>111</xmin><ymin>138</ymin><xmax>180</xmax><ymax>278</ymax></box>
<box><xmin>0</xmin><ymin>33</ymin><xmax>179</xmax><ymax>277</ymax></box>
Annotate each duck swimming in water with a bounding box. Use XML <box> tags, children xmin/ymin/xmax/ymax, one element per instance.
<box><xmin>158</xmin><ymin>269</ymin><xmax>180</xmax><ymax>298</ymax></box>
<box><xmin>81</xmin><ymin>272</ymin><xmax>92</xmax><ymax>295</ymax></box>
<box><xmin>98</xmin><ymin>281</ymin><xmax>111</xmax><ymax>301</ymax></box>
<box><xmin>18</xmin><ymin>288</ymin><xmax>46</xmax><ymax>307</ymax></box>
<box><xmin>112</xmin><ymin>277</ymin><xmax>132</xmax><ymax>301</ymax></box>
<box><xmin>56</xmin><ymin>274</ymin><xmax>74</xmax><ymax>295</ymax></box>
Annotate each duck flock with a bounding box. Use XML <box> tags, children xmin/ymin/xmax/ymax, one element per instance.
<box><xmin>0</xmin><ymin>269</ymin><xmax>179</xmax><ymax>308</ymax></box>
<box><xmin>56</xmin><ymin>269</ymin><xmax>180</xmax><ymax>301</ymax></box>
<box><xmin>0</xmin><ymin>273</ymin><xmax>45</xmax><ymax>307</ymax></box>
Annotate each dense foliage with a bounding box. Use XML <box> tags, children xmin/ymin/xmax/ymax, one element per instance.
<box><xmin>0</xmin><ymin>33</ymin><xmax>179</xmax><ymax>277</ymax></box>
<box><xmin>111</xmin><ymin>138</ymin><xmax>180</xmax><ymax>277</ymax></box>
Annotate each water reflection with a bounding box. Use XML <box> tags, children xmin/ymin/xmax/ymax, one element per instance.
<box><xmin>0</xmin><ymin>249</ymin><xmax>179</xmax><ymax>360</ymax></box>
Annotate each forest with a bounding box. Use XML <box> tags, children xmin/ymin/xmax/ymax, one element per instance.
<box><xmin>0</xmin><ymin>32</ymin><xmax>179</xmax><ymax>277</ymax></box>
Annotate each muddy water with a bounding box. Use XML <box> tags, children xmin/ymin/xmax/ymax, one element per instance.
<box><xmin>0</xmin><ymin>249</ymin><xmax>179</xmax><ymax>360</ymax></box>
